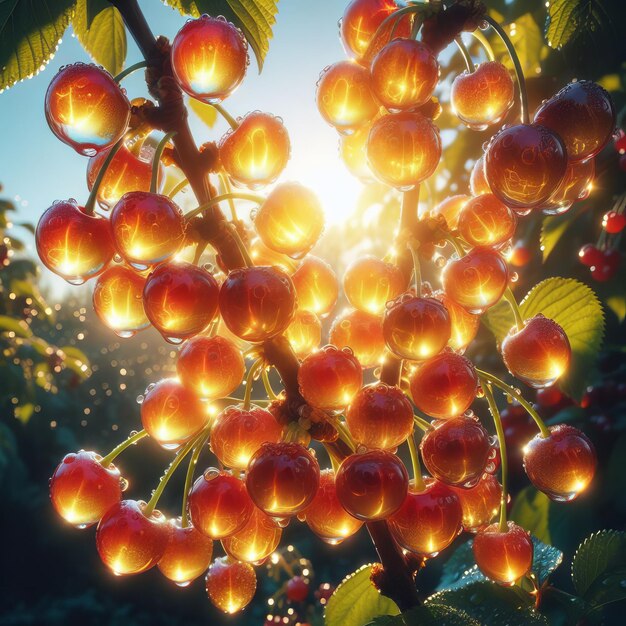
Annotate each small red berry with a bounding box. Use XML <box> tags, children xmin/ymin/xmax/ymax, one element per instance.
<box><xmin>578</xmin><ymin>244</ymin><xmax>603</xmax><ymax>268</ymax></box>
<box><xmin>603</xmin><ymin>211</ymin><xmax>626</xmax><ymax>234</ymax></box>
<box><xmin>286</xmin><ymin>576</ymin><xmax>310</xmax><ymax>602</ymax></box>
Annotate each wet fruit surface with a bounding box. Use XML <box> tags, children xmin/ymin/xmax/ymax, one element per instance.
<box><xmin>221</xmin><ymin>505</ymin><xmax>282</xmax><ymax>563</ymax></box>
<box><xmin>343</xmin><ymin>256</ymin><xmax>405</xmax><ymax>314</ymax></box>
<box><xmin>450</xmin><ymin>474</ymin><xmax>502</xmax><ymax>532</ymax></box>
<box><xmin>329</xmin><ymin>309</ymin><xmax>386</xmax><ymax>368</ymax></box>
<box><xmin>205</xmin><ymin>557</ymin><xmax>257</xmax><ymax>614</ymax></box>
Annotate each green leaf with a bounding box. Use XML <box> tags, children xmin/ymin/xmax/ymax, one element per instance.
<box><xmin>325</xmin><ymin>564</ymin><xmax>400</xmax><ymax>626</ymax></box>
<box><xmin>14</xmin><ymin>402</ymin><xmax>34</xmax><ymax>424</ymax></box>
<box><xmin>541</xmin><ymin>213</ymin><xmax>573</xmax><ymax>262</ymax></box>
<box><xmin>0</xmin><ymin>0</ymin><xmax>76</xmax><ymax>92</ymax></box>
<box><xmin>491</xmin><ymin>13</ymin><xmax>549</xmax><ymax>75</ymax></box>
<box><xmin>164</xmin><ymin>0</ymin><xmax>278</xmax><ymax>70</ymax></box>
<box><xmin>367</xmin><ymin>604</ymin><xmax>480</xmax><ymax>625</ymax></box>
<box><xmin>545</xmin><ymin>0</ymin><xmax>611</xmax><ymax>50</ymax></box>
<box><xmin>0</xmin><ymin>314</ymin><xmax>32</xmax><ymax>338</ymax></box>
<box><xmin>60</xmin><ymin>345</ymin><xmax>91</xmax><ymax>378</ymax></box>
<box><xmin>73</xmin><ymin>0</ymin><xmax>126</xmax><ymax>75</ymax></box>
<box><xmin>511</xmin><ymin>486</ymin><xmax>551</xmax><ymax>545</ymax></box>
<box><xmin>15</xmin><ymin>222</ymin><xmax>35</xmax><ymax>234</ymax></box>
<box><xmin>188</xmin><ymin>97</ymin><xmax>218</xmax><ymax>128</ymax></box>
<box><xmin>0</xmin><ymin>199</ymin><xmax>16</xmax><ymax>212</ymax></box>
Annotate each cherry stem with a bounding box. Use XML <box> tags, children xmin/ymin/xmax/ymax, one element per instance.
<box><xmin>446</xmin><ymin>235</ymin><xmax>465</xmax><ymax>257</ymax></box>
<box><xmin>84</xmin><ymin>137</ymin><xmax>125</xmax><ymax>215</ymax></box>
<box><xmin>100</xmin><ymin>429</ymin><xmax>147</xmax><ymax>467</ymax></box>
<box><xmin>168</xmin><ymin>177</ymin><xmax>189</xmax><ymax>199</ymax></box>
<box><xmin>483</xmin><ymin>15</ymin><xmax>529</xmax><ymax>124</ymax></box>
<box><xmin>366</xmin><ymin>4</ymin><xmax>422</xmax><ymax>58</ymax></box>
<box><xmin>150</xmin><ymin>131</ymin><xmax>176</xmax><ymax>194</ymax></box>
<box><xmin>454</xmin><ymin>36</ymin><xmax>474</xmax><ymax>73</ymax></box>
<box><xmin>503</xmin><ymin>287</ymin><xmax>525</xmax><ymax>332</ymax></box>
<box><xmin>243</xmin><ymin>358</ymin><xmax>264</xmax><ymax>411</ymax></box>
<box><xmin>470</xmin><ymin>29</ymin><xmax>495</xmax><ymax>61</ymax></box>
<box><xmin>408</xmin><ymin>242</ymin><xmax>422</xmax><ymax>296</ymax></box>
<box><xmin>218</xmin><ymin>173</ymin><xmax>239</xmax><ymax>222</ymax></box>
<box><xmin>476</xmin><ymin>368</ymin><xmax>551</xmax><ymax>438</ymax></box>
<box><xmin>181</xmin><ymin>426</ymin><xmax>212</xmax><ymax>527</ymax></box>
<box><xmin>261</xmin><ymin>369</ymin><xmax>278</xmax><ymax>401</ymax></box>
<box><xmin>114</xmin><ymin>60</ymin><xmax>149</xmax><ymax>83</ymax></box>
<box><xmin>413</xmin><ymin>414</ymin><xmax>432</xmax><ymax>432</ymax></box>
<box><xmin>212</xmin><ymin>103</ymin><xmax>239</xmax><ymax>130</ymax></box>
<box><xmin>184</xmin><ymin>193</ymin><xmax>265</xmax><ymax>221</ymax></box>
<box><xmin>322</xmin><ymin>443</ymin><xmax>341</xmax><ymax>474</ymax></box>
<box><xmin>192</xmin><ymin>241</ymin><xmax>207</xmax><ymax>265</ymax></box>
<box><xmin>329</xmin><ymin>416</ymin><xmax>356</xmax><ymax>453</ymax></box>
<box><xmin>407</xmin><ymin>433</ymin><xmax>426</xmax><ymax>492</ymax></box>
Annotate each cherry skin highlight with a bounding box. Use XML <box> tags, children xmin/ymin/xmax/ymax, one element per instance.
<box><xmin>291</xmin><ymin>255</ymin><xmax>339</xmax><ymax>317</ymax></box>
<box><xmin>340</xmin><ymin>121</ymin><xmax>375</xmax><ymax>181</ymax></box>
<box><xmin>470</xmin><ymin>156</ymin><xmax>491</xmax><ymax>196</ymax></box>
<box><xmin>434</xmin><ymin>291</ymin><xmax>480</xmax><ymax>352</ymax></box>
<box><xmin>542</xmin><ymin>158</ymin><xmax>595</xmax><ymax>215</ymax></box>
<box><xmin>221</xmin><ymin>505</ymin><xmax>282</xmax><ymax>563</ymax></box>
<box><xmin>206</xmin><ymin>557</ymin><xmax>256</xmax><ymax>614</ymax></box>
<box><xmin>329</xmin><ymin>309</ymin><xmax>386</xmax><ymax>368</ymax></box>
<box><xmin>450</xmin><ymin>474</ymin><xmax>502</xmax><ymax>532</ymax></box>
<box><xmin>430</xmin><ymin>194</ymin><xmax>471</xmax><ymax>230</ymax></box>
<box><xmin>285</xmin><ymin>309</ymin><xmax>322</xmax><ymax>357</ymax></box>
<box><xmin>458</xmin><ymin>194</ymin><xmax>517</xmax><ymax>248</ymax></box>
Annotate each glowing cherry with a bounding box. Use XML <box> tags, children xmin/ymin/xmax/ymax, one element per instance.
<box><xmin>157</xmin><ymin>518</ymin><xmax>213</xmax><ymax>585</ymax></box>
<box><xmin>340</xmin><ymin>121</ymin><xmax>375</xmax><ymax>180</ymax></box>
<box><xmin>485</xmin><ymin>124</ymin><xmax>567</xmax><ymax>210</ymax></box>
<box><xmin>449</xmin><ymin>474</ymin><xmax>502</xmax><ymax>532</ymax></box>
<box><xmin>434</xmin><ymin>291</ymin><xmax>480</xmax><ymax>352</ymax></box>
<box><xmin>219</xmin><ymin>111</ymin><xmax>290</xmax><ymax>188</ymax></box>
<box><xmin>254</xmin><ymin>183</ymin><xmax>324</xmax><ymax>257</ymax></box>
<box><xmin>298</xmin><ymin>345</ymin><xmax>363</xmax><ymax>410</ymax></box>
<box><xmin>45</xmin><ymin>63</ymin><xmax>130</xmax><ymax>156</ymax></box>
<box><xmin>92</xmin><ymin>265</ymin><xmax>149</xmax><ymax>337</ymax></box>
<box><xmin>409</xmin><ymin>352</ymin><xmax>477</xmax><ymax>419</ymax></box>
<box><xmin>36</xmin><ymin>200</ymin><xmax>115</xmax><ymax>284</ymax></box>
<box><xmin>343</xmin><ymin>256</ymin><xmax>405</xmax><ymax>314</ymax></box>
<box><xmin>470</xmin><ymin>156</ymin><xmax>491</xmax><ymax>196</ymax></box>
<box><xmin>329</xmin><ymin>309</ymin><xmax>386</xmax><ymax>368</ymax></box>
<box><xmin>285</xmin><ymin>309</ymin><xmax>322</xmax><ymax>357</ymax></box>
<box><xmin>171</xmin><ymin>15</ymin><xmax>248</xmax><ymax>104</ymax></box>
<box><xmin>388</xmin><ymin>478</ymin><xmax>462</xmax><ymax>556</ymax></box>
<box><xmin>206</xmin><ymin>557</ymin><xmax>256</xmax><ymax>614</ymax></box>
<box><xmin>542</xmin><ymin>158</ymin><xmax>595</xmax><ymax>215</ymax></box>
<box><xmin>176</xmin><ymin>335</ymin><xmax>245</xmax><ymax>400</ymax></box>
<box><xmin>473</xmin><ymin>522</ymin><xmax>533</xmax><ymax>585</ymax></box>
<box><xmin>211</xmin><ymin>405</ymin><xmax>282</xmax><ymax>470</ymax></box>
<box><xmin>96</xmin><ymin>500</ymin><xmax>169</xmax><ymax>575</ymax></box>
<box><xmin>509</xmin><ymin>241</ymin><xmax>532</xmax><ymax>267</ymax></box>
<box><xmin>219</xmin><ymin>266</ymin><xmax>297</xmax><ymax>342</ymax></box>
<box><xmin>431</xmin><ymin>195</ymin><xmax>471</xmax><ymax>230</ymax></box>
<box><xmin>367</xmin><ymin>111</ymin><xmax>442</xmax><ymax>189</ymax></box>
<box><xmin>50</xmin><ymin>450</ymin><xmax>121</xmax><ymax>528</ymax></box>
<box><xmin>221</xmin><ymin>506</ymin><xmax>282</xmax><ymax>563</ymax></box>
<box><xmin>523</xmin><ymin>424</ymin><xmax>596</xmax><ymax>501</ymax></box>
<box><xmin>458</xmin><ymin>194</ymin><xmax>517</xmax><ymax>248</ymax></box>
<box><xmin>304</xmin><ymin>469</ymin><xmax>363</xmax><ymax>544</ymax></box>
<box><xmin>335</xmin><ymin>450</ymin><xmax>408</xmax><ymax>521</ymax></box>
<box><xmin>292</xmin><ymin>256</ymin><xmax>339</xmax><ymax>316</ymax></box>
<box><xmin>143</xmin><ymin>261</ymin><xmax>219</xmax><ymax>342</ymax></box>
<box><xmin>534</xmin><ymin>80</ymin><xmax>616</xmax><ymax>162</ymax></box>
<box><xmin>141</xmin><ymin>378</ymin><xmax>207</xmax><ymax>449</ymax></box>
<box><xmin>189</xmin><ymin>469</ymin><xmax>253</xmax><ymax>539</ymax></box>
<box><xmin>501</xmin><ymin>314</ymin><xmax>571</xmax><ymax>388</ymax></box>
<box><xmin>451</xmin><ymin>62</ymin><xmax>515</xmax><ymax>130</ymax></box>
<box><xmin>110</xmin><ymin>192</ymin><xmax>186</xmax><ymax>269</ymax></box>
<box><xmin>382</xmin><ymin>294</ymin><xmax>451</xmax><ymax>361</ymax></box>
<box><xmin>442</xmin><ymin>248</ymin><xmax>509</xmax><ymax>314</ymax></box>
<box><xmin>249</xmin><ymin>237</ymin><xmax>296</xmax><ymax>273</ymax></box>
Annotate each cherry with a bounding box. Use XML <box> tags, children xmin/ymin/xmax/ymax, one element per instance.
<box><xmin>298</xmin><ymin>345</ymin><xmax>363</xmax><ymax>410</ymax></box>
<box><xmin>96</xmin><ymin>500</ymin><xmax>169</xmax><ymax>575</ymax></box>
<box><xmin>367</xmin><ymin>111</ymin><xmax>442</xmax><ymax>189</ymax></box>
<box><xmin>536</xmin><ymin>386</ymin><xmax>563</xmax><ymax>408</ymax></box>
<box><xmin>143</xmin><ymin>261</ymin><xmax>219</xmax><ymax>342</ymax></box>
<box><xmin>473</xmin><ymin>522</ymin><xmax>533</xmax><ymax>585</ymax></box>
<box><xmin>245</xmin><ymin>442</ymin><xmax>320</xmax><ymax>516</ymax></box>
<box><xmin>340</xmin><ymin>121</ymin><xmax>375</xmax><ymax>181</ymax></box>
<box><xmin>578</xmin><ymin>244</ymin><xmax>603</xmax><ymax>268</ymax></box>
<box><xmin>287</xmin><ymin>576</ymin><xmax>310</xmax><ymax>602</ymax></box>
<box><xmin>110</xmin><ymin>192</ymin><xmax>186</xmax><ymax>269</ymax></box>
<box><xmin>388</xmin><ymin>478</ymin><xmax>462</xmax><ymax>556</ymax></box>
<box><xmin>329</xmin><ymin>309</ymin><xmax>386</xmax><ymax>368</ymax></box>
<box><xmin>442</xmin><ymin>247</ymin><xmax>509</xmax><ymax>314</ymax></box>
<box><xmin>219</xmin><ymin>111</ymin><xmax>290</xmax><ymax>188</ymax></box>
<box><xmin>346</xmin><ymin>383</ymin><xmax>414</xmax><ymax>450</ymax></box>
<box><xmin>542</xmin><ymin>158</ymin><xmax>594</xmax><ymax>215</ymax></box>
<box><xmin>509</xmin><ymin>241</ymin><xmax>532</xmax><ymax>267</ymax></box>
<box><xmin>157</xmin><ymin>518</ymin><xmax>213</xmax><ymax>585</ymax></box>
<box><xmin>449</xmin><ymin>474</ymin><xmax>502</xmax><ymax>532</ymax></box>
<box><xmin>176</xmin><ymin>335</ymin><xmax>245</xmax><ymax>400</ymax></box>
<box><xmin>92</xmin><ymin>265</ymin><xmax>149</xmax><ymax>337</ymax></box>
<box><xmin>382</xmin><ymin>294</ymin><xmax>451</xmax><ymax>361</ymax></box>
<box><xmin>370</xmin><ymin>39</ymin><xmax>438</xmax><ymax>111</ymax></box>
<box><xmin>343</xmin><ymin>256</ymin><xmax>405</xmax><ymax>314</ymax></box>
<box><xmin>335</xmin><ymin>450</ymin><xmax>408</xmax><ymax>521</ymax></box>
<box><xmin>141</xmin><ymin>378</ymin><xmax>207</xmax><ymax>449</ymax></box>
<box><xmin>470</xmin><ymin>156</ymin><xmax>491</xmax><ymax>196</ymax></box>
<box><xmin>430</xmin><ymin>194</ymin><xmax>471</xmax><ymax>230</ymax></box>
<box><xmin>206</xmin><ymin>557</ymin><xmax>256</xmax><ymax>614</ymax></box>
<box><xmin>189</xmin><ymin>469</ymin><xmax>253</xmax><ymax>538</ymax></box>
<box><xmin>249</xmin><ymin>237</ymin><xmax>296</xmax><ymax>273</ymax></box>
<box><xmin>458</xmin><ymin>194</ymin><xmax>517</xmax><ymax>248</ymax></box>
<box><xmin>501</xmin><ymin>314</ymin><xmax>571</xmax><ymax>388</ymax></box>
<box><xmin>219</xmin><ymin>266</ymin><xmax>297</xmax><ymax>342</ymax></box>
<box><xmin>292</xmin><ymin>255</ymin><xmax>339</xmax><ymax>317</ymax></box>
<box><xmin>603</xmin><ymin>211</ymin><xmax>626</xmax><ymax>234</ymax></box>
<box><xmin>590</xmin><ymin>249</ymin><xmax>620</xmax><ymax>282</ymax></box>
<box><xmin>254</xmin><ymin>183</ymin><xmax>325</xmax><ymax>257</ymax></box>
<box><xmin>211</xmin><ymin>405</ymin><xmax>283</xmax><ymax>470</ymax></box>
<box><xmin>316</xmin><ymin>61</ymin><xmax>379</xmax><ymax>133</ymax></box>
<box><xmin>485</xmin><ymin>124</ymin><xmax>567</xmax><ymax>210</ymax></box>
<box><xmin>434</xmin><ymin>291</ymin><xmax>480</xmax><ymax>352</ymax></box>
<box><xmin>171</xmin><ymin>15</ymin><xmax>248</xmax><ymax>104</ymax></box>
<box><xmin>36</xmin><ymin>199</ymin><xmax>115</xmax><ymax>284</ymax></box>
<box><xmin>523</xmin><ymin>424</ymin><xmax>596</xmax><ymax>501</ymax></box>
<box><xmin>534</xmin><ymin>80</ymin><xmax>616</xmax><ymax>162</ymax></box>
<box><xmin>221</xmin><ymin>505</ymin><xmax>282</xmax><ymax>563</ymax></box>
<box><xmin>304</xmin><ymin>469</ymin><xmax>363</xmax><ymax>544</ymax></box>
<box><xmin>285</xmin><ymin>309</ymin><xmax>322</xmax><ymax>357</ymax></box>
<box><xmin>451</xmin><ymin>62</ymin><xmax>515</xmax><ymax>130</ymax></box>
<box><xmin>45</xmin><ymin>63</ymin><xmax>130</xmax><ymax>156</ymax></box>
<box><xmin>50</xmin><ymin>450</ymin><xmax>121</xmax><ymax>528</ymax></box>
<box><xmin>409</xmin><ymin>352</ymin><xmax>478</xmax><ymax>419</ymax></box>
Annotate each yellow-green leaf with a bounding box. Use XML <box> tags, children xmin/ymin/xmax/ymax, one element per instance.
<box><xmin>14</xmin><ymin>402</ymin><xmax>34</xmax><ymax>424</ymax></box>
<box><xmin>60</xmin><ymin>345</ymin><xmax>91</xmax><ymax>378</ymax></box>
<box><xmin>491</xmin><ymin>13</ymin><xmax>549</xmax><ymax>75</ymax></box>
<box><xmin>545</xmin><ymin>0</ymin><xmax>578</xmax><ymax>49</ymax></box>
<box><xmin>0</xmin><ymin>314</ymin><xmax>32</xmax><ymax>338</ymax></box>
<box><xmin>188</xmin><ymin>97</ymin><xmax>218</xmax><ymax>128</ymax></box>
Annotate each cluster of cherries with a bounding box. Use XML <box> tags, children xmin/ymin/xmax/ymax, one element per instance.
<box><xmin>43</xmin><ymin>0</ymin><xmax>609</xmax><ymax>617</ymax></box>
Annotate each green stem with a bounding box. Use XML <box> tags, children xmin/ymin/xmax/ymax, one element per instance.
<box><xmin>503</xmin><ymin>287</ymin><xmax>524</xmax><ymax>332</ymax></box>
<box><xmin>150</xmin><ymin>131</ymin><xmax>176</xmax><ymax>194</ymax></box>
<box><xmin>261</xmin><ymin>369</ymin><xmax>278</xmax><ymax>401</ymax></box>
<box><xmin>366</xmin><ymin>4</ymin><xmax>423</xmax><ymax>56</ymax></box>
<box><xmin>413</xmin><ymin>415</ymin><xmax>432</xmax><ymax>432</ymax></box>
<box><xmin>323</xmin><ymin>443</ymin><xmax>341</xmax><ymax>474</ymax></box>
<box><xmin>470</xmin><ymin>29</ymin><xmax>495</xmax><ymax>61</ymax></box>
<box><xmin>114</xmin><ymin>60</ymin><xmax>149</xmax><ymax>83</ymax></box>
<box><xmin>408</xmin><ymin>242</ymin><xmax>422</xmax><ymax>296</ymax></box>
<box><xmin>454</xmin><ymin>36</ymin><xmax>474</xmax><ymax>73</ymax></box>
<box><xmin>407</xmin><ymin>433</ymin><xmax>426</xmax><ymax>492</ymax></box>
<box><xmin>219</xmin><ymin>173</ymin><xmax>239</xmax><ymax>222</ymax></box>
<box><xmin>212</xmin><ymin>103</ymin><xmax>239</xmax><ymax>130</ymax></box>
<box><xmin>184</xmin><ymin>193</ymin><xmax>265</xmax><ymax>221</ymax></box>
<box><xmin>181</xmin><ymin>427</ymin><xmax>212</xmax><ymax>527</ymax></box>
<box><xmin>243</xmin><ymin>358</ymin><xmax>264</xmax><ymax>411</ymax></box>
<box><xmin>329</xmin><ymin>417</ymin><xmax>356</xmax><ymax>453</ymax></box>
<box><xmin>168</xmin><ymin>178</ymin><xmax>189</xmax><ymax>199</ymax></box>
<box><xmin>100</xmin><ymin>429</ymin><xmax>147</xmax><ymax>467</ymax></box>
<box><xmin>84</xmin><ymin>137</ymin><xmax>125</xmax><ymax>214</ymax></box>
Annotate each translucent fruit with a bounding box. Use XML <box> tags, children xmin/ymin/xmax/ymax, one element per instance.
<box><xmin>285</xmin><ymin>309</ymin><xmax>322</xmax><ymax>357</ymax></box>
<box><xmin>206</xmin><ymin>557</ymin><xmax>256</xmax><ymax>614</ymax></box>
<box><xmin>36</xmin><ymin>199</ymin><xmax>115</xmax><ymax>284</ymax></box>
<box><xmin>50</xmin><ymin>450</ymin><xmax>121</xmax><ymax>527</ymax></box>
<box><xmin>430</xmin><ymin>195</ymin><xmax>471</xmax><ymax>230</ymax></box>
<box><xmin>458</xmin><ymin>194</ymin><xmax>517</xmax><ymax>248</ymax></box>
<box><xmin>249</xmin><ymin>237</ymin><xmax>296</xmax><ymax>273</ymax></box>
<box><xmin>45</xmin><ymin>63</ymin><xmax>130</xmax><ymax>156</ymax></box>
<box><xmin>434</xmin><ymin>291</ymin><xmax>480</xmax><ymax>352</ymax></box>
<box><xmin>170</xmin><ymin>15</ymin><xmax>248</xmax><ymax>104</ymax></box>
<box><xmin>340</xmin><ymin>121</ymin><xmax>375</xmax><ymax>181</ymax></box>
<box><xmin>523</xmin><ymin>424</ymin><xmax>596</xmax><ymax>501</ymax></box>
<box><xmin>329</xmin><ymin>309</ymin><xmax>386</xmax><ymax>368</ymax></box>
<box><xmin>219</xmin><ymin>111</ymin><xmax>290</xmax><ymax>188</ymax></box>
<box><xmin>343</xmin><ymin>256</ymin><xmax>405</xmax><ymax>314</ymax></box>
<box><xmin>449</xmin><ymin>474</ymin><xmax>502</xmax><ymax>532</ymax></box>
<box><xmin>221</xmin><ymin>506</ymin><xmax>282</xmax><ymax>563</ymax></box>
<box><xmin>292</xmin><ymin>256</ymin><xmax>339</xmax><ymax>316</ymax></box>
<box><xmin>470</xmin><ymin>156</ymin><xmax>491</xmax><ymax>196</ymax></box>
<box><xmin>542</xmin><ymin>158</ymin><xmax>595</xmax><ymax>215</ymax></box>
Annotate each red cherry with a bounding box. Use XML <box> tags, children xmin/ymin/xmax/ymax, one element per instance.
<box><xmin>470</xmin><ymin>156</ymin><xmax>491</xmax><ymax>196</ymax></box>
<box><xmin>509</xmin><ymin>241</ymin><xmax>532</xmax><ymax>267</ymax></box>
<box><xmin>458</xmin><ymin>194</ymin><xmax>517</xmax><ymax>248</ymax></box>
<box><xmin>449</xmin><ymin>474</ymin><xmax>502</xmax><ymax>532</ymax></box>
<box><xmin>536</xmin><ymin>386</ymin><xmax>563</xmax><ymax>408</ymax></box>
<box><xmin>501</xmin><ymin>314</ymin><xmax>571</xmax><ymax>388</ymax></box>
<box><xmin>329</xmin><ymin>309</ymin><xmax>386</xmax><ymax>368</ymax></box>
<box><xmin>430</xmin><ymin>195</ymin><xmax>471</xmax><ymax>230</ymax></box>
<box><xmin>523</xmin><ymin>424</ymin><xmax>596</xmax><ymax>501</ymax></box>
<box><xmin>45</xmin><ymin>63</ymin><xmax>130</xmax><ymax>156</ymax></box>
<box><xmin>434</xmin><ymin>291</ymin><xmax>480</xmax><ymax>352</ymax></box>
<box><xmin>36</xmin><ymin>200</ymin><xmax>115</xmax><ymax>284</ymax></box>
<box><xmin>285</xmin><ymin>309</ymin><xmax>322</xmax><ymax>357</ymax></box>
<box><xmin>50</xmin><ymin>450</ymin><xmax>121</xmax><ymax>528</ymax></box>
<box><xmin>287</xmin><ymin>576</ymin><xmax>310</xmax><ymax>602</ymax></box>
<box><xmin>615</xmin><ymin>130</ymin><xmax>626</xmax><ymax>154</ymax></box>
<box><xmin>221</xmin><ymin>505</ymin><xmax>282</xmax><ymax>563</ymax></box>
<box><xmin>246</xmin><ymin>442</ymin><xmax>320</xmax><ymax>516</ymax></box>
<box><xmin>298</xmin><ymin>345</ymin><xmax>363</xmax><ymax>410</ymax></box>
<box><xmin>388</xmin><ymin>478</ymin><xmax>462</xmax><ymax>556</ymax></box>
<box><xmin>96</xmin><ymin>500</ymin><xmax>169</xmax><ymax>575</ymax></box>
<box><xmin>189</xmin><ymin>469</ymin><xmax>253</xmax><ymax>539</ymax></box>
<box><xmin>335</xmin><ymin>450</ymin><xmax>408</xmax><ymax>521</ymax></box>
<box><xmin>578</xmin><ymin>244</ymin><xmax>603</xmax><ymax>268</ymax></box>
<box><xmin>171</xmin><ymin>16</ymin><xmax>248</xmax><ymax>104</ymax></box>
<box><xmin>473</xmin><ymin>521</ymin><xmax>533</xmax><ymax>585</ymax></box>
<box><xmin>219</xmin><ymin>266</ymin><xmax>297</xmax><ymax>342</ymax></box>
<box><xmin>603</xmin><ymin>211</ymin><xmax>626</xmax><ymax>234</ymax></box>
<box><xmin>590</xmin><ymin>249</ymin><xmax>621</xmax><ymax>282</ymax></box>
<box><xmin>542</xmin><ymin>158</ymin><xmax>595</xmax><ymax>215</ymax></box>
<box><xmin>292</xmin><ymin>255</ymin><xmax>339</xmax><ymax>317</ymax></box>
<box><xmin>206</xmin><ymin>557</ymin><xmax>257</xmax><ymax>614</ymax></box>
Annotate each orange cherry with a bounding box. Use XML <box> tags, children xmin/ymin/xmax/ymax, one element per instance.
<box><xmin>343</xmin><ymin>256</ymin><xmax>405</xmax><ymax>314</ymax></box>
<box><xmin>340</xmin><ymin>121</ymin><xmax>375</xmax><ymax>181</ymax></box>
<box><xmin>449</xmin><ymin>474</ymin><xmax>502</xmax><ymax>532</ymax></box>
<box><xmin>430</xmin><ymin>194</ymin><xmax>471</xmax><ymax>230</ymax></box>
<box><xmin>285</xmin><ymin>309</ymin><xmax>322</xmax><ymax>357</ymax></box>
<box><xmin>206</xmin><ymin>557</ymin><xmax>256</xmax><ymax>614</ymax></box>
<box><xmin>292</xmin><ymin>255</ymin><xmax>339</xmax><ymax>316</ymax></box>
<box><xmin>470</xmin><ymin>156</ymin><xmax>491</xmax><ymax>196</ymax></box>
<box><xmin>329</xmin><ymin>308</ymin><xmax>386</xmax><ymax>368</ymax></box>
<box><xmin>221</xmin><ymin>506</ymin><xmax>281</xmax><ymax>563</ymax></box>
<box><xmin>542</xmin><ymin>158</ymin><xmax>595</xmax><ymax>215</ymax></box>
<box><xmin>458</xmin><ymin>194</ymin><xmax>517</xmax><ymax>248</ymax></box>
<box><xmin>433</xmin><ymin>291</ymin><xmax>480</xmax><ymax>352</ymax></box>
<box><xmin>248</xmin><ymin>236</ymin><xmax>297</xmax><ymax>273</ymax></box>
